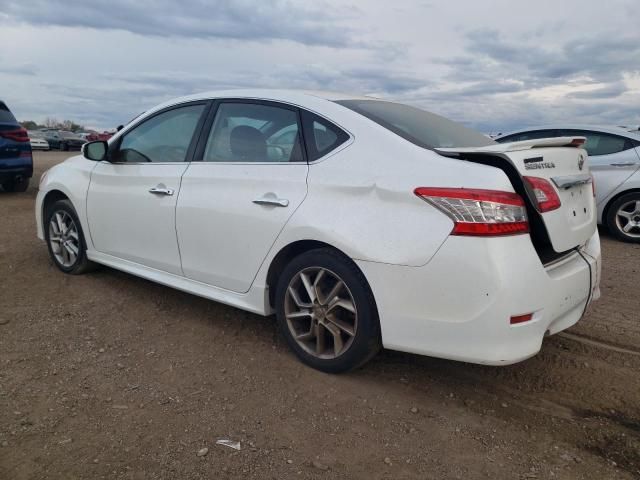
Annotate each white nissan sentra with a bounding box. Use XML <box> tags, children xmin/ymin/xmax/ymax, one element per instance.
<box><xmin>36</xmin><ymin>90</ymin><xmax>601</xmax><ymax>373</ymax></box>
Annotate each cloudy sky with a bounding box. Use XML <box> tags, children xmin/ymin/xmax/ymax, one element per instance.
<box><xmin>0</xmin><ymin>0</ymin><xmax>639</xmax><ymax>132</ymax></box>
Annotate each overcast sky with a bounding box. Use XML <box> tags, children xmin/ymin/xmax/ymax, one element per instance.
<box><xmin>1</xmin><ymin>0</ymin><xmax>638</xmax><ymax>132</ymax></box>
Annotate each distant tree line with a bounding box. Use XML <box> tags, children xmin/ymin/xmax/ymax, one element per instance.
<box><xmin>20</xmin><ymin>118</ymin><xmax>86</xmax><ymax>133</ymax></box>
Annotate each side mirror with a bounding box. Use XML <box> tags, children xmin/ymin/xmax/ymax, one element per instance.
<box><xmin>83</xmin><ymin>140</ymin><xmax>108</xmax><ymax>161</ymax></box>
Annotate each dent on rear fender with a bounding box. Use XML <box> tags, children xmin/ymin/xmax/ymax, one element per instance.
<box><xmin>281</xmin><ymin>180</ymin><xmax>453</xmax><ymax>267</ymax></box>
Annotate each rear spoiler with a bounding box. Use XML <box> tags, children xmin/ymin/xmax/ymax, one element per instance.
<box><xmin>436</xmin><ymin>136</ymin><xmax>587</xmax><ymax>156</ymax></box>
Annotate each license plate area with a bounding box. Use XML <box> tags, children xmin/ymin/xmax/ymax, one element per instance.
<box><xmin>557</xmin><ymin>183</ymin><xmax>592</xmax><ymax>228</ymax></box>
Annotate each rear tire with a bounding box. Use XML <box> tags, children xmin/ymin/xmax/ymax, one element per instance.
<box><xmin>44</xmin><ymin>199</ymin><xmax>97</xmax><ymax>274</ymax></box>
<box><xmin>605</xmin><ymin>192</ymin><xmax>640</xmax><ymax>243</ymax></box>
<box><xmin>2</xmin><ymin>177</ymin><xmax>29</xmax><ymax>192</ymax></box>
<box><xmin>275</xmin><ymin>248</ymin><xmax>381</xmax><ymax>373</ymax></box>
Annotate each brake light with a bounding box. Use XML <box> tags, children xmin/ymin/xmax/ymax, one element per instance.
<box><xmin>414</xmin><ymin>187</ymin><xmax>529</xmax><ymax>236</ymax></box>
<box><xmin>591</xmin><ymin>174</ymin><xmax>596</xmax><ymax>197</ymax></box>
<box><xmin>0</xmin><ymin>127</ymin><xmax>30</xmax><ymax>143</ymax></box>
<box><xmin>523</xmin><ymin>177</ymin><xmax>561</xmax><ymax>212</ymax></box>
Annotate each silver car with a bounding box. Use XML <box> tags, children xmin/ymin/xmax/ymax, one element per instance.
<box><xmin>496</xmin><ymin>126</ymin><xmax>640</xmax><ymax>243</ymax></box>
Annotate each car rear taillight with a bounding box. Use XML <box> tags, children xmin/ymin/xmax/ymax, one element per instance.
<box><xmin>0</xmin><ymin>127</ymin><xmax>30</xmax><ymax>143</ymax></box>
<box><xmin>523</xmin><ymin>177</ymin><xmax>561</xmax><ymax>212</ymax></box>
<box><xmin>414</xmin><ymin>187</ymin><xmax>529</xmax><ymax>236</ymax></box>
<box><xmin>590</xmin><ymin>174</ymin><xmax>596</xmax><ymax>197</ymax></box>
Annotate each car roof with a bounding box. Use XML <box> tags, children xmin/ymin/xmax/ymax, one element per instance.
<box><xmin>498</xmin><ymin>124</ymin><xmax>640</xmax><ymax>140</ymax></box>
<box><xmin>145</xmin><ymin>89</ymin><xmax>376</xmax><ymax>115</ymax></box>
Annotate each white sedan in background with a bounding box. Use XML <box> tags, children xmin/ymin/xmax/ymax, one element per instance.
<box><xmin>35</xmin><ymin>90</ymin><xmax>601</xmax><ymax>372</ymax></box>
<box><xmin>28</xmin><ymin>130</ymin><xmax>49</xmax><ymax>150</ymax></box>
<box><xmin>496</xmin><ymin>126</ymin><xmax>640</xmax><ymax>242</ymax></box>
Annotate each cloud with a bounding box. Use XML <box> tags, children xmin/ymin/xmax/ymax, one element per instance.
<box><xmin>0</xmin><ymin>0</ymin><xmax>358</xmax><ymax>47</ymax></box>
<box><xmin>2</xmin><ymin>1</ymin><xmax>639</xmax><ymax>132</ymax></box>
<box><xmin>567</xmin><ymin>81</ymin><xmax>627</xmax><ymax>99</ymax></box>
<box><xmin>0</xmin><ymin>63</ymin><xmax>38</xmax><ymax>76</ymax></box>
<box><xmin>442</xmin><ymin>29</ymin><xmax>640</xmax><ymax>89</ymax></box>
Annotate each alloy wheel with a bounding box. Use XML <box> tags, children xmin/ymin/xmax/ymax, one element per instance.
<box><xmin>615</xmin><ymin>200</ymin><xmax>640</xmax><ymax>239</ymax></box>
<box><xmin>284</xmin><ymin>267</ymin><xmax>357</xmax><ymax>359</ymax></box>
<box><xmin>48</xmin><ymin>210</ymin><xmax>80</xmax><ymax>267</ymax></box>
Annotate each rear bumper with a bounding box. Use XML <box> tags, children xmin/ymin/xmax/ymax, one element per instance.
<box><xmin>357</xmin><ymin>231</ymin><xmax>601</xmax><ymax>365</ymax></box>
<box><xmin>0</xmin><ymin>158</ymin><xmax>33</xmax><ymax>182</ymax></box>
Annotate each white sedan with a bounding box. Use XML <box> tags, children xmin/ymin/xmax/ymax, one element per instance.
<box><xmin>28</xmin><ymin>131</ymin><xmax>50</xmax><ymax>150</ymax></box>
<box><xmin>36</xmin><ymin>90</ymin><xmax>601</xmax><ymax>372</ymax></box>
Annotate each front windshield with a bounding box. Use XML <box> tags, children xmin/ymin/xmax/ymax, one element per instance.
<box><xmin>335</xmin><ymin>99</ymin><xmax>495</xmax><ymax>150</ymax></box>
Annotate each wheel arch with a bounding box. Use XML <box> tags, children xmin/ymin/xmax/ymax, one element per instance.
<box><xmin>42</xmin><ymin>189</ymin><xmax>70</xmax><ymax>218</ymax></box>
<box><xmin>265</xmin><ymin>240</ymin><xmax>372</xmax><ymax>309</ymax></box>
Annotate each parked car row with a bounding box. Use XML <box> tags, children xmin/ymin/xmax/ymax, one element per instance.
<box><xmin>37</xmin><ymin>130</ymin><xmax>86</xmax><ymax>151</ymax></box>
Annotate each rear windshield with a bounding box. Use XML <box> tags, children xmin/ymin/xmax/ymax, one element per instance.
<box><xmin>0</xmin><ymin>102</ymin><xmax>17</xmax><ymax>124</ymax></box>
<box><xmin>335</xmin><ymin>99</ymin><xmax>495</xmax><ymax>150</ymax></box>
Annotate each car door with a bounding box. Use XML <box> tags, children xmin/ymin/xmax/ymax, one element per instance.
<box><xmin>86</xmin><ymin>102</ymin><xmax>208</xmax><ymax>275</ymax></box>
<box><xmin>559</xmin><ymin>130</ymin><xmax>640</xmax><ymax>205</ymax></box>
<box><xmin>176</xmin><ymin>100</ymin><xmax>310</xmax><ymax>293</ymax></box>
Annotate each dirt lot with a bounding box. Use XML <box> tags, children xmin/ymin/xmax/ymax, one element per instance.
<box><xmin>1</xmin><ymin>151</ymin><xmax>639</xmax><ymax>479</ymax></box>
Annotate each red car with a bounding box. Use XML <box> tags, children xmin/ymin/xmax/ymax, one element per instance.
<box><xmin>86</xmin><ymin>131</ymin><xmax>113</xmax><ymax>142</ymax></box>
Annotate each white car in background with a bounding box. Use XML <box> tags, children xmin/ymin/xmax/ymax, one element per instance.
<box><xmin>35</xmin><ymin>90</ymin><xmax>601</xmax><ymax>372</ymax></box>
<box><xmin>496</xmin><ymin>126</ymin><xmax>640</xmax><ymax>242</ymax></box>
<box><xmin>28</xmin><ymin>130</ymin><xmax>49</xmax><ymax>150</ymax></box>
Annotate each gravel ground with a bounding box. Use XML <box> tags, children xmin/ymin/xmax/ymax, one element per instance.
<box><xmin>1</xmin><ymin>151</ymin><xmax>639</xmax><ymax>479</ymax></box>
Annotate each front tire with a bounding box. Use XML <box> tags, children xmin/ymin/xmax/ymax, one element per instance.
<box><xmin>275</xmin><ymin>248</ymin><xmax>381</xmax><ymax>373</ymax></box>
<box><xmin>44</xmin><ymin>199</ymin><xmax>96</xmax><ymax>274</ymax></box>
<box><xmin>606</xmin><ymin>192</ymin><xmax>640</xmax><ymax>243</ymax></box>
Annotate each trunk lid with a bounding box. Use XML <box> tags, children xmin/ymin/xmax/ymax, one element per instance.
<box><xmin>437</xmin><ymin>137</ymin><xmax>596</xmax><ymax>253</ymax></box>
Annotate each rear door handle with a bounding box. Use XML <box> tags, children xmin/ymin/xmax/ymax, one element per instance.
<box><xmin>149</xmin><ymin>186</ymin><xmax>174</xmax><ymax>196</ymax></box>
<box><xmin>253</xmin><ymin>194</ymin><xmax>289</xmax><ymax>207</ymax></box>
<box><xmin>610</xmin><ymin>162</ymin><xmax>638</xmax><ymax>167</ymax></box>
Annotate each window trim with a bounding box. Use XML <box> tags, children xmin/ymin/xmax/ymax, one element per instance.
<box><xmin>192</xmin><ymin>98</ymin><xmax>309</xmax><ymax>165</ymax></box>
<box><xmin>107</xmin><ymin>100</ymin><xmax>212</xmax><ymax>165</ymax></box>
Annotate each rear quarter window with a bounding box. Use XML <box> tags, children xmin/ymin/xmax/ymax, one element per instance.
<box><xmin>301</xmin><ymin>110</ymin><xmax>350</xmax><ymax>161</ymax></box>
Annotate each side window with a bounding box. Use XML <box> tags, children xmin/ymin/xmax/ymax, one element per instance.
<box><xmin>560</xmin><ymin>130</ymin><xmax>629</xmax><ymax>156</ymax></box>
<box><xmin>113</xmin><ymin>104</ymin><xmax>205</xmax><ymax>163</ymax></box>
<box><xmin>301</xmin><ymin>111</ymin><xmax>349</xmax><ymax>161</ymax></box>
<box><xmin>203</xmin><ymin>102</ymin><xmax>303</xmax><ymax>163</ymax></box>
<box><xmin>499</xmin><ymin>130</ymin><xmax>557</xmax><ymax>143</ymax></box>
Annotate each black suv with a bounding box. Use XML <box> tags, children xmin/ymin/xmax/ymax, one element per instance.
<box><xmin>0</xmin><ymin>100</ymin><xmax>32</xmax><ymax>192</ymax></box>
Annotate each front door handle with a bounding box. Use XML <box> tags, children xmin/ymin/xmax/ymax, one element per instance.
<box><xmin>253</xmin><ymin>194</ymin><xmax>289</xmax><ymax>207</ymax></box>
<box><xmin>149</xmin><ymin>186</ymin><xmax>174</xmax><ymax>196</ymax></box>
<box><xmin>610</xmin><ymin>162</ymin><xmax>638</xmax><ymax>167</ymax></box>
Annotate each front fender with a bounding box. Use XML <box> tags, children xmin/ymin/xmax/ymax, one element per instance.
<box><xmin>36</xmin><ymin>156</ymin><xmax>97</xmax><ymax>247</ymax></box>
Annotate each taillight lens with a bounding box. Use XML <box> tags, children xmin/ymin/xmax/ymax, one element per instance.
<box><xmin>590</xmin><ymin>174</ymin><xmax>596</xmax><ymax>197</ymax></box>
<box><xmin>523</xmin><ymin>176</ymin><xmax>561</xmax><ymax>212</ymax></box>
<box><xmin>0</xmin><ymin>127</ymin><xmax>30</xmax><ymax>143</ymax></box>
<box><xmin>414</xmin><ymin>187</ymin><xmax>529</xmax><ymax>236</ymax></box>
